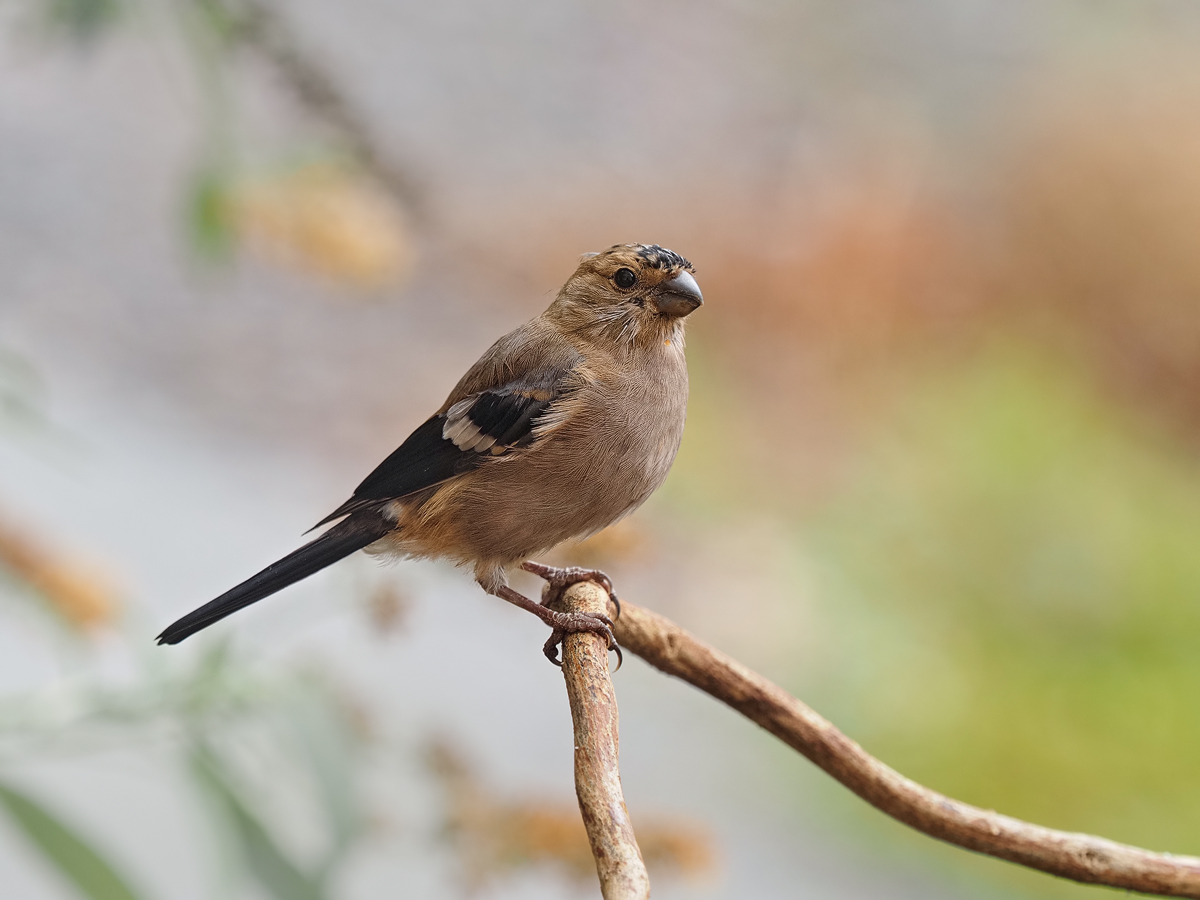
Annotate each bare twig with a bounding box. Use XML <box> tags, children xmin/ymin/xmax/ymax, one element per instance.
<box><xmin>219</xmin><ymin>0</ymin><xmax>424</xmax><ymax>216</ymax></box>
<box><xmin>556</xmin><ymin>581</ymin><xmax>650</xmax><ymax>900</ymax></box>
<box><xmin>610</xmin><ymin>600</ymin><xmax>1200</xmax><ymax>898</ymax></box>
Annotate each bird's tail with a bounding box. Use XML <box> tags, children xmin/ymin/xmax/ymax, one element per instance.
<box><xmin>156</xmin><ymin>512</ymin><xmax>394</xmax><ymax>645</ymax></box>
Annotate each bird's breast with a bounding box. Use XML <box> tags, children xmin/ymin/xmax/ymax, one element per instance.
<box><xmin>404</xmin><ymin>343</ymin><xmax>689</xmax><ymax>565</ymax></box>
<box><xmin>570</xmin><ymin>345</ymin><xmax>689</xmax><ymax>495</ymax></box>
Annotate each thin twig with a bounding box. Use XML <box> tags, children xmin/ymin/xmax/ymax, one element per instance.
<box><xmin>556</xmin><ymin>582</ymin><xmax>650</xmax><ymax>900</ymax></box>
<box><xmin>610</xmin><ymin>599</ymin><xmax>1200</xmax><ymax>898</ymax></box>
<box><xmin>218</xmin><ymin>0</ymin><xmax>425</xmax><ymax>216</ymax></box>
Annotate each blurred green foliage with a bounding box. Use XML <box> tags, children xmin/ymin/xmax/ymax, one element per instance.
<box><xmin>0</xmin><ymin>348</ymin><xmax>49</xmax><ymax>437</ymax></box>
<box><xmin>187</xmin><ymin>167</ymin><xmax>236</xmax><ymax>260</ymax></box>
<box><xmin>187</xmin><ymin>679</ymin><xmax>365</xmax><ymax>900</ymax></box>
<box><xmin>191</xmin><ymin>745</ymin><xmax>326</xmax><ymax>900</ymax></box>
<box><xmin>0</xmin><ymin>347</ymin><xmax>371</xmax><ymax>899</ymax></box>
<box><xmin>38</xmin><ymin>0</ymin><xmax>122</xmax><ymax>43</ymax></box>
<box><xmin>801</xmin><ymin>342</ymin><xmax>1200</xmax><ymax>896</ymax></box>
<box><xmin>0</xmin><ymin>781</ymin><xmax>145</xmax><ymax>900</ymax></box>
<box><xmin>0</xmin><ymin>622</ymin><xmax>371</xmax><ymax>900</ymax></box>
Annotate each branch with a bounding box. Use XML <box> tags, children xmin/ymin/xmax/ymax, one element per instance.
<box><xmin>557</xmin><ymin>582</ymin><xmax>650</xmax><ymax>900</ymax></box>
<box><xmin>609</xmin><ymin>599</ymin><xmax>1200</xmax><ymax>898</ymax></box>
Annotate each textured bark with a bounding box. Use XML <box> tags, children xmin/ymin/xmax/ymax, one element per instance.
<box><xmin>610</xmin><ymin>599</ymin><xmax>1200</xmax><ymax>898</ymax></box>
<box><xmin>556</xmin><ymin>582</ymin><xmax>651</xmax><ymax>900</ymax></box>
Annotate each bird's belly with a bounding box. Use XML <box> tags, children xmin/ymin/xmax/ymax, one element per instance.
<box><xmin>403</xmin><ymin>388</ymin><xmax>685</xmax><ymax>566</ymax></box>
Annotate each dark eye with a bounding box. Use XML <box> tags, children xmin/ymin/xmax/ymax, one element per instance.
<box><xmin>613</xmin><ymin>267</ymin><xmax>637</xmax><ymax>289</ymax></box>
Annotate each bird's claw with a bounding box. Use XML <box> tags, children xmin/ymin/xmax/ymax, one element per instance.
<box><xmin>543</xmin><ymin>630</ymin><xmax>565</xmax><ymax>666</ymax></box>
<box><xmin>522</xmin><ymin>562</ymin><xmax>622</xmax><ymax>620</ymax></box>
<box><xmin>542</xmin><ymin>611</ymin><xmax>622</xmax><ymax>671</ymax></box>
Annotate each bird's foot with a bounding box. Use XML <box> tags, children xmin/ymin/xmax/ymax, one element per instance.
<box><xmin>540</xmin><ymin>610</ymin><xmax>621</xmax><ymax>670</ymax></box>
<box><xmin>520</xmin><ymin>561</ymin><xmax>621</xmax><ymax>619</ymax></box>
<box><xmin>487</xmin><ymin>585</ymin><xmax>624</xmax><ymax>672</ymax></box>
<box><xmin>491</xmin><ymin>582</ymin><xmax>622</xmax><ymax>671</ymax></box>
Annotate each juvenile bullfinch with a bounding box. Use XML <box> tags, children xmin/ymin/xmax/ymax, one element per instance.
<box><xmin>157</xmin><ymin>243</ymin><xmax>703</xmax><ymax>663</ymax></box>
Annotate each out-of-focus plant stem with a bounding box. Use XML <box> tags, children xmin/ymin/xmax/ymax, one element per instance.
<box><xmin>207</xmin><ymin>0</ymin><xmax>424</xmax><ymax>218</ymax></box>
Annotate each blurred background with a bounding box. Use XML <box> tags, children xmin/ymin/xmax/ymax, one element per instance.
<box><xmin>3</xmin><ymin>1</ymin><xmax>1200</xmax><ymax>897</ymax></box>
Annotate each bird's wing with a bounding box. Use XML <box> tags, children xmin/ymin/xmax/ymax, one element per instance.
<box><xmin>310</xmin><ymin>326</ymin><xmax>583</xmax><ymax>529</ymax></box>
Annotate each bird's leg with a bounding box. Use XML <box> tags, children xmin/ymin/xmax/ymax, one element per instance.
<box><xmin>488</xmin><ymin>583</ymin><xmax>621</xmax><ymax>669</ymax></box>
<box><xmin>520</xmin><ymin>561</ymin><xmax>621</xmax><ymax>619</ymax></box>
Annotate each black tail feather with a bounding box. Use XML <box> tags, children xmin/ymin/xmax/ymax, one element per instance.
<box><xmin>157</xmin><ymin>512</ymin><xmax>394</xmax><ymax>645</ymax></box>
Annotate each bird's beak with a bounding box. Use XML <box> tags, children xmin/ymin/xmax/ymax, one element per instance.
<box><xmin>654</xmin><ymin>270</ymin><xmax>704</xmax><ymax>318</ymax></box>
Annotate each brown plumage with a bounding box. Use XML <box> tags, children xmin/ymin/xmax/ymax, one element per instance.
<box><xmin>157</xmin><ymin>243</ymin><xmax>703</xmax><ymax>662</ymax></box>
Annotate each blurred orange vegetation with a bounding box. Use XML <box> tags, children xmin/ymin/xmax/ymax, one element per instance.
<box><xmin>364</xmin><ymin>579</ymin><xmax>410</xmax><ymax>635</ymax></box>
<box><xmin>996</xmin><ymin>81</ymin><xmax>1200</xmax><ymax>435</ymax></box>
<box><xmin>427</xmin><ymin>738</ymin><xmax>716</xmax><ymax>890</ymax></box>
<box><xmin>228</xmin><ymin>162</ymin><xmax>414</xmax><ymax>289</ymax></box>
<box><xmin>494</xmin><ymin>69</ymin><xmax>1200</xmax><ymax>503</ymax></box>
<box><xmin>717</xmin><ymin>84</ymin><xmax>1200</xmax><ymax>441</ymax></box>
<box><xmin>554</xmin><ymin>518</ymin><xmax>654</xmax><ymax>570</ymax></box>
<box><xmin>706</xmin><ymin>187</ymin><xmax>967</xmax><ymax>375</ymax></box>
<box><xmin>0</xmin><ymin>515</ymin><xmax>118</xmax><ymax>630</ymax></box>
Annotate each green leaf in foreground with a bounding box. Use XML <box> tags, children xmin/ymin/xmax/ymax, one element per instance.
<box><xmin>0</xmin><ymin>780</ymin><xmax>144</xmax><ymax>900</ymax></box>
<box><xmin>189</xmin><ymin>744</ymin><xmax>324</xmax><ymax>900</ymax></box>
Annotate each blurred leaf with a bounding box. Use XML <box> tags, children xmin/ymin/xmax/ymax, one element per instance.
<box><xmin>0</xmin><ymin>780</ymin><xmax>144</xmax><ymax>900</ymax></box>
<box><xmin>0</xmin><ymin>348</ymin><xmax>49</xmax><ymax>436</ymax></box>
<box><xmin>191</xmin><ymin>0</ymin><xmax>242</xmax><ymax>48</ymax></box>
<box><xmin>0</xmin><ymin>516</ymin><xmax>119</xmax><ymax>631</ymax></box>
<box><xmin>186</xmin><ymin>167</ymin><xmax>235</xmax><ymax>260</ymax></box>
<box><xmin>427</xmin><ymin>737</ymin><xmax>716</xmax><ymax>889</ymax></box>
<box><xmin>226</xmin><ymin>161</ymin><xmax>414</xmax><ymax>290</ymax></box>
<box><xmin>39</xmin><ymin>0</ymin><xmax>122</xmax><ymax>43</ymax></box>
<box><xmin>279</xmin><ymin>693</ymin><xmax>361</xmax><ymax>868</ymax></box>
<box><xmin>189</xmin><ymin>743</ymin><xmax>325</xmax><ymax>900</ymax></box>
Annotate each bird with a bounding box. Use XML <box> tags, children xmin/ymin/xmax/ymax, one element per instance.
<box><xmin>156</xmin><ymin>243</ymin><xmax>703</xmax><ymax>664</ymax></box>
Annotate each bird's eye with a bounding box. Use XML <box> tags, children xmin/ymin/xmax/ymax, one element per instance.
<box><xmin>613</xmin><ymin>267</ymin><xmax>637</xmax><ymax>289</ymax></box>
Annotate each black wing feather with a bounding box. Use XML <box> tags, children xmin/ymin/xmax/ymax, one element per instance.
<box><xmin>354</xmin><ymin>414</ymin><xmax>480</xmax><ymax>501</ymax></box>
<box><xmin>308</xmin><ymin>414</ymin><xmax>481</xmax><ymax>530</ymax></box>
<box><xmin>491</xmin><ymin>394</ymin><xmax>553</xmax><ymax>445</ymax></box>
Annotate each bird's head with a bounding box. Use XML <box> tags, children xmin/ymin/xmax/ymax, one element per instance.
<box><xmin>549</xmin><ymin>243</ymin><xmax>703</xmax><ymax>348</ymax></box>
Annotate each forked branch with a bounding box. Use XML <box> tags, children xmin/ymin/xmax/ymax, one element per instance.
<box><xmin>607</xmin><ymin>599</ymin><xmax>1200</xmax><ymax>898</ymax></box>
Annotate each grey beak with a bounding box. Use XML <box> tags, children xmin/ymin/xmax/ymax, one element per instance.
<box><xmin>654</xmin><ymin>270</ymin><xmax>704</xmax><ymax>318</ymax></box>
